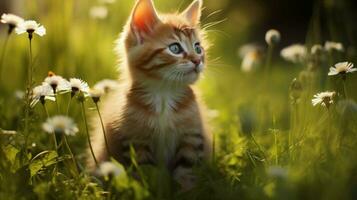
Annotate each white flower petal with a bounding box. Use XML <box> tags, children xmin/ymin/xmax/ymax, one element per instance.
<box><xmin>35</xmin><ymin>25</ymin><xmax>46</xmax><ymax>36</ymax></box>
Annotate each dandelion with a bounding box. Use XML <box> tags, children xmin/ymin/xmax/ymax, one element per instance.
<box><xmin>97</xmin><ymin>161</ymin><xmax>124</xmax><ymax>177</ymax></box>
<box><xmin>328</xmin><ymin>62</ymin><xmax>356</xmax><ymax>77</ymax></box>
<box><xmin>312</xmin><ymin>91</ymin><xmax>336</xmax><ymax>108</ymax></box>
<box><xmin>265</xmin><ymin>29</ymin><xmax>281</xmax><ymax>46</ymax></box>
<box><xmin>324</xmin><ymin>41</ymin><xmax>344</xmax><ymax>52</ymax></box>
<box><xmin>31</xmin><ymin>83</ymin><xmax>55</xmax><ymax>107</ymax></box>
<box><xmin>69</xmin><ymin>78</ymin><xmax>90</xmax><ymax>97</ymax></box>
<box><xmin>90</xmin><ymin>6</ymin><xmax>108</xmax><ymax>19</ymax></box>
<box><xmin>280</xmin><ymin>44</ymin><xmax>307</xmax><ymax>63</ymax></box>
<box><xmin>44</xmin><ymin>72</ymin><xmax>70</xmax><ymax>94</ymax></box>
<box><xmin>1</xmin><ymin>13</ymin><xmax>24</xmax><ymax>34</ymax></box>
<box><xmin>15</xmin><ymin>20</ymin><xmax>46</xmax><ymax>38</ymax></box>
<box><xmin>93</xmin><ymin>79</ymin><xmax>119</xmax><ymax>93</ymax></box>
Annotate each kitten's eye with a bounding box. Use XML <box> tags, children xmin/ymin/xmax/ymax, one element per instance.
<box><xmin>169</xmin><ymin>43</ymin><xmax>184</xmax><ymax>54</ymax></box>
<box><xmin>194</xmin><ymin>43</ymin><xmax>203</xmax><ymax>54</ymax></box>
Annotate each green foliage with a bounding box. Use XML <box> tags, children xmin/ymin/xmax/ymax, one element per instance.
<box><xmin>0</xmin><ymin>0</ymin><xmax>357</xmax><ymax>199</ymax></box>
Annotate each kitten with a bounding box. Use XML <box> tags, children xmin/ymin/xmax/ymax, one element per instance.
<box><xmin>90</xmin><ymin>0</ymin><xmax>211</xmax><ymax>189</ymax></box>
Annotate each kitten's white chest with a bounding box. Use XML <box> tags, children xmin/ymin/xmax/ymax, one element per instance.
<box><xmin>144</xmin><ymin>87</ymin><xmax>184</xmax><ymax>164</ymax></box>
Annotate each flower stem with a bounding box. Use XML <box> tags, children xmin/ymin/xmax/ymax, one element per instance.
<box><xmin>55</xmin><ymin>97</ymin><xmax>61</xmax><ymax>114</ymax></box>
<box><xmin>66</xmin><ymin>96</ymin><xmax>72</xmax><ymax>116</ymax></box>
<box><xmin>81</xmin><ymin>101</ymin><xmax>98</xmax><ymax>166</ymax></box>
<box><xmin>62</xmin><ymin>132</ymin><xmax>79</xmax><ymax>175</ymax></box>
<box><xmin>43</xmin><ymin>104</ymin><xmax>58</xmax><ymax>150</ymax></box>
<box><xmin>95</xmin><ymin>103</ymin><xmax>110</xmax><ymax>157</ymax></box>
<box><xmin>342</xmin><ymin>79</ymin><xmax>348</xmax><ymax>99</ymax></box>
<box><xmin>265</xmin><ymin>44</ymin><xmax>274</xmax><ymax>73</ymax></box>
<box><xmin>43</xmin><ymin>103</ymin><xmax>59</xmax><ymax>178</ymax></box>
<box><xmin>0</xmin><ymin>33</ymin><xmax>10</xmax><ymax>83</ymax></box>
<box><xmin>326</xmin><ymin>109</ymin><xmax>332</xmax><ymax>154</ymax></box>
<box><xmin>24</xmin><ymin>37</ymin><xmax>34</xmax><ymax>155</ymax></box>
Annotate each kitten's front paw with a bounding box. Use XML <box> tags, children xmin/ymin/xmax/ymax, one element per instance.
<box><xmin>173</xmin><ymin>166</ymin><xmax>196</xmax><ymax>191</ymax></box>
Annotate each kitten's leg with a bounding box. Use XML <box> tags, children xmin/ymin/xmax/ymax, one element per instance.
<box><xmin>172</xmin><ymin>133</ymin><xmax>205</xmax><ymax>190</ymax></box>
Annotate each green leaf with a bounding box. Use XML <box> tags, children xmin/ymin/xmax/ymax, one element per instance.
<box><xmin>2</xmin><ymin>144</ymin><xmax>22</xmax><ymax>173</ymax></box>
<box><xmin>29</xmin><ymin>150</ymin><xmax>58</xmax><ymax>177</ymax></box>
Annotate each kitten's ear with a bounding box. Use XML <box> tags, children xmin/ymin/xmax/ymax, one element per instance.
<box><xmin>131</xmin><ymin>0</ymin><xmax>160</xmax><ymax>35</ymax></box>
<box><xmin>181</xmin><ymin>0</ymin><xmax>202</xmax><ymax>26</ymax></box>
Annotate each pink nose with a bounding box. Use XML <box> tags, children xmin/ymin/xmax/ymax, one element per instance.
<box><xmin>191</xmin><ymin>59</ymin><xmax>201</xmax><ymax>66</ymax></box>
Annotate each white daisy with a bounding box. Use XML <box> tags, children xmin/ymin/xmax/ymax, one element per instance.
<box><xmin>44</xmin><ymin>73</ymin><xmax>70</xmax><ymax>94</ymax></box>
<box><xmin>31</xmin><ymin>83</ymin><xmax>55</xmax><ymax>107</ymax></box>
<box><xmin>324</xmin><ymin>41</ymin><xmax>344</xmax><ymax>52</ymax></box>
<box><xmin>1</xmin><ymin>13</ymin><xmax>24</xmax><ymax>33</ymax></box>
<box><xmin>97</xmin><ymin>161</ymin><xmax>124</xmax><ymax>177</ymax></box>
<box><xmin>15</xmin><ymin>20</ymin><xmax>46</xmax><ymax>37</ymax></box>
<box><xmin>328</xmin><ymin>62</ymin><xmax>356</xmax><ymax>76</ymax></box>
<box><xmin>69</xmin><ymin>78</ymin><xmax>90</xmax><ymax>96</ymax></box>
<box><xmin>89</xmin><ymin>6</ymin><xmax>108</xmax><ymax>19</ymax></box>
<box><xmin>42</xmin><ymin>115</ymin><xmax>79</xmax><ymax>136</ymax></box>
<box><xmin>265</xmin><ymin>29</ymin><xmax>281</xmax><ymax>46</ymax></box>
<box><xmin>312</xmin><ymin>91</ymin><xmax>336</xmax><ymax>108</ymax></box>
<box><xmin>280</xmin><ymin>44</ymin><xmax>307</xmax><ymax>63</ymax></box>
<box><xmin>93</xmin><ymin>79</ymin><xmax>119</xmax><ymax>93</ymax></box>
<box><xmin>89</xmin><ymin>88</ymin><xmax>104</xmax><ymax>103</ymax></box>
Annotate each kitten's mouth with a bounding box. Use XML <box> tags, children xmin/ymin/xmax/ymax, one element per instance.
<box><xmin>184</xmin><ymin>68</ymin><xmax>199</xmax><ymax>75</ymax></box>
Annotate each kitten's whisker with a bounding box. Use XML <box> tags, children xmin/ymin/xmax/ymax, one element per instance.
<box><xmin>203</xmin><ymin>10</ymin><xmax>223</xmax><ymax>22</ymax></box>
<box><xmin>202</xmin><ymin>19</ymin><xmax>227</xmax><ymax>30</ymax></box>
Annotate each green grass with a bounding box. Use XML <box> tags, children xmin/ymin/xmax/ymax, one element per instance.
<box><xmin>1</xmin><ymin>0</ymin><xmax>357</xmax><ymax>199</ymax></box>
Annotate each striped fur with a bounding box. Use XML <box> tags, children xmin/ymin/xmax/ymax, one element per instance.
<box><xmin>90</xmin><ymin>0</ymin><xmax>210</xmax><ymax>189</ymax></box>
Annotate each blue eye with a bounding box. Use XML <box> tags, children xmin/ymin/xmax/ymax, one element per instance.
<box><xmin>194</xmin><ymin>43</ymin><xmax>202</xmax><ymax>54</ymax></box>
<box><xmin>169</xmin><ymin>43</ymin><xmax>184</xmax><ymax>54</ymax></box>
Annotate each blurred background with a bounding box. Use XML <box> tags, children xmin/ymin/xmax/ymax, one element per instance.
<box><xmin>1</xmin><ymin>0</ymin><xmax>357</xmax><ymax>199</ymax></box>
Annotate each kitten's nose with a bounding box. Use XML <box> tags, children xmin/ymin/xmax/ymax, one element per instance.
<box><xmin>191</xmin><ymin>59</ymin><xmax>201</xmax><ymax>67</ymax></box>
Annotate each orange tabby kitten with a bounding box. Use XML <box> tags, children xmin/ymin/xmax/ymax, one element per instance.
<box><xmin>91</xmin><ymin>0</ymin><xmax>211</xmax><ymax>188</ymax></box>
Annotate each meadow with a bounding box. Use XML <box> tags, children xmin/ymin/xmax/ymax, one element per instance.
<box><xmin>0</xmin><ymin>0</ymin><xmax>357</xmax><ymax>199</ymax></box>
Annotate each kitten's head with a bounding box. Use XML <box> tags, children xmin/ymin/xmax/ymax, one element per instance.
<box><xmin>122</xmin><ymin>0</ymin><xmax>206</xmax><ymax>86</ymax></box>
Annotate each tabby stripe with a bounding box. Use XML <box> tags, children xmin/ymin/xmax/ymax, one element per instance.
<box><xmin>136</xmin><ymin>48</ymin><xmax>166</xmax><ymax>70</ymax></box>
